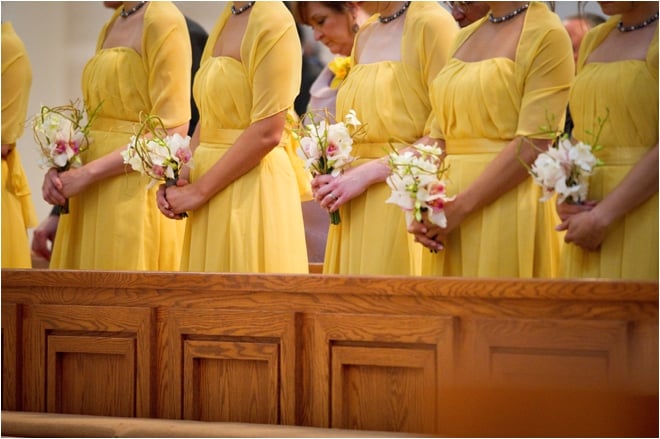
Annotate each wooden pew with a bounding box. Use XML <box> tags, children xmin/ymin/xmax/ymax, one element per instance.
<box><xmin>1</xmin><ymin>411</ymin><xmax>417</xmax><ymax>438</ymax></box>
<box><xmin>2</xmin><ymin>269</ymin><xmax>657</xmax><ymax>437</ymax></box>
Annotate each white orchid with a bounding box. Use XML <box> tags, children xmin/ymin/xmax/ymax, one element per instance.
<box><xmin>386</xmin><ymin>142</ymin><xmax>453</xmax><ymax>227</ymax></box>
<box><xmin>529</xmin><ymin>136</ymin><xmax>601</xmax><ymax>204</ymax></box>
<box><xmin>32</xmin><ymin>100</ymin><xmax>99</xmax><ymax>213</ymax></box>
<box><xmin>123</xmin><ymin>119</ymin><xmax>193</xmax><ymax>192</ymax></box>
<box><xmin>33</xmin><ymin>101</ymin><xmax>95</xmax><ymax>171</ymax></box>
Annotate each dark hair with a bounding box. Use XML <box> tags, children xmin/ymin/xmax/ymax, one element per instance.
<box><xmin>290</xmin><ymin>2</ymin><xmax>353</xmax><ymax>25</ymax></box>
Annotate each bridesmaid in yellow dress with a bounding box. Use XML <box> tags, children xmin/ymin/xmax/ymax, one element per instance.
<box><xmin>312</xmin><ymin>1</ymin><xmax>458</xmax><ymax>275</ymax></box>
<box><xmin>1</xmin><ymin>21</ymin><xmax>38</xmax><ymax>268</ymax></box>
<box><xmin>42</xmin><ymin>1</ymin><xmax>191</xmax><ymax>270</ymax></box>
<box><xmin>409</xmin><ymin>2</ymin><xmax>574</xmax><ymax>278</ymax></box>
<box><xmin>157</xmin><ymin>1</ymin><xmax>308</xmax><ymax>274</ymax></box>
<box><xmin>556</xmin><ymin>1</ymin><xmax>658</xmax><ymax>281</ymax></box>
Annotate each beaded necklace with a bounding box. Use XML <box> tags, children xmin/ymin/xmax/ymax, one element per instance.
<box><xmin>120</xmin><ymin>1</ymin><xmax>146</xmax><ymax>18</ymax></box>
<box><xmin>617</xmin><ymin>11</ymin><xmax>659</xmax><ymax>32</ymax></box>
<box><xmin>379</xmin><ymin>2</ymin><xmax>411</xmax><ymax>24</ymax></box>
<box><xmin>231</xmin><ymin>1</ymin><xmax>255</xmax><ymax>16</ymax></box>
<box><xmin>488</xmin><ymin>3</ymin><xmax>529</xmax><ymax>24</ymax></box>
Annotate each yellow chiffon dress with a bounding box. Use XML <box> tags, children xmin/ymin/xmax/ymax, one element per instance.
<box><xmin>181</xmin><ymin>2</ymin><xmax>308</xmax><ymax>273</ymax></box>
<box><xmin>561</xmin><ymin>18</ymin><xmax>658</xmax><ymax>281</ymax></box>
<box><xmin>424</xmin><ymin>2</ymin><xmax>574</xmax><ymax>278</ymax></box>
<box><xmin>1</xmin><ymin>22</ymin><xmax>38</xmax><ymax>268</ymax></box>
<box><xmin>50</xmin><ymin>2</ymin><xmax>190</xmax><ymax>270</ymax></box>
<box><xmin>328</xmin><ymin>2</ymin><xmax>457</xmax><ymax>275</ymax></box>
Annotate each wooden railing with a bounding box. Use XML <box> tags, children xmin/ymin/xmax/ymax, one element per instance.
<box><xmin>2</xmin><ymin>269</ymin><xmax>658</xmax><ymax>437</ymax></box>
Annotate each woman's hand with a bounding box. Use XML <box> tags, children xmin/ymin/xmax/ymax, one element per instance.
<box><xmin>407</xmin><ymin>196</ymin><xmax>466</xmax><ymax>251</ymax></box>
<box><xmin>157</xmin><ymin>179</ymin><xmax>202</xmax><ymax>219</ymax></box>
<box><xmin>57</xmin><ymin>166</ymin><xmax>92</xmax><ymax>199</ymax></box>
<box><xmin>556</xmin><ymin>209</ymin><xmax>607</xmax><ymax>251</ymax></box>
<box><xmin>311</xmin><ymin>168</ymin><xmax>368</xmax><ymax>213</ymax></box>
<box><xmin>556</xmin><ymin>199</ymin><xmax>597</xmax><ymax>222</ymax></box>
<box><xmin>31</xmin><ymin>213</ymin><xmax>60</xmax><ymax>261</ymax></box>
<box><xmin>312</xmin><ymin>159</ymin><xmax>391</xmax><ymax>213</ymax></box>
<box><xmin>42</xmin><ymin>168</ymin><xmax>67</xmax><ymax>206</ymax></box>
<box><xmin>408</xmin><ymin>219</ymin><xmax>444</xmax><ymax>252</ymax></box>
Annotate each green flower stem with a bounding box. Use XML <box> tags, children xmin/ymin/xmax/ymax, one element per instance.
<box><xmin>330</xmin><ymin>210</ymin><xmax>340</xmax><ymax>225</ymax></box>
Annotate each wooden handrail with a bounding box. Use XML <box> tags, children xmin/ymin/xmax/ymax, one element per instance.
<box><xmin>2</xmin><ymin>268</ymin><xmax>657</xmax><ymax>302</ymax></box>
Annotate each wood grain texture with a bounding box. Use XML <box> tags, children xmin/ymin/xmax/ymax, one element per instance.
<box><xmin>158</xmin><ymin>308</ymin><xmax>296</xmax><ymax>424</ymax></box>
<box><xmin>20</xmin><ymin>304</ymin><xmax>152</xmax><ymax>416</ymax></box>
<box><xmin>2</xmin><ymin>269</ymin><xmax>657</xmax><ymax>437</ymax></box>
<box><xmin>1</xmin><ymin>410</ymin><xmax>420</xmax><ymax>437</ymax></box>
<box><xmin>1</xmin><ymin>303</ymin><xmax>19</xmax><ymax>410</ymax></box>
<box><xmin>47</xmin><ymin>336</ymin><xmax>135</xmax><ymax>416</ymax></box>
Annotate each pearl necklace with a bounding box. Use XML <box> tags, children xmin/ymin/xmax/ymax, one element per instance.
<box><xmin>488</xmin><ymin>3</ymin><xmax>529</xmax><ymax>24</ymax></box>
<box><xmin>120</xmin><ymin>1</ymin><xmax>146</xmax><ymax>18</ymax></box>
<box><xmin>231</xmin><ymin>1</ymin><xmax>255</xmax><ymax>15</ymax></box>
<box><xmin>379</xmin><ymin>2</ymin><xmax>411</xmax><ymax>24</ymax></box>
<box><xmin>617</xmin><ymin>11</ymin><xmax>659</xmax><ymax>32</ymax></box>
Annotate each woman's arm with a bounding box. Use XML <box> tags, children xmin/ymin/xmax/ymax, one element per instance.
<box><xmin>312</xmin><ymin>135</ymin><xmax>440</xmax><ymax>211</ymax></box>
<box><xmin>410</xmin><ymin>136</ymin><xmax>551</xmax><ymax>251</ymax></box>
<box><xmin>160</xmin><ymin>112</ymin><xmax>286</xmax><ymax>216</ymax></box>
<box><xmin>556</xmin><ymin>144</ymin><xmax>659</xmax><ymax>251</ymax></box>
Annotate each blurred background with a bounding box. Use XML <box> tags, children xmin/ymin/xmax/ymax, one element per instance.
<box><xmin>1</xmin><ymin>1</ymin><xmax>604</xmax><ymax>246</ymax></box>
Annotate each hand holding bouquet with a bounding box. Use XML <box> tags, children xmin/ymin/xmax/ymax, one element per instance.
<box><xmin>121</xmin><ymin>114</ymin><xmax>193</xmax><ymax>217</ymax></box>
<box><xmin>294</xmin><ymin>109</ymin><xmax>363</xmax><ymax>225</ymax></box>
<box><xmin>386</xmin><ymin>142</ymin><xmax>454</xmax><ymax>228</ymax></box>
<box><xmin>32</xmin><ymin>99</ymin><xmax>98</xmax><ymax>213</ymax></box>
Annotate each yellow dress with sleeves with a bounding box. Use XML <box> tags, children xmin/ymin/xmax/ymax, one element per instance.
<box><xmin>1</xmin><ymin>22</ymin><xmax>38</xmax><ymax>268</ymax></box>
<box><xmin>328</xmin><ymin>2</ymin><xmax>457</xmax><ymax>275</ymax></box>
<box><xmin>50</xmin><ymin>2</ymin><xmax>191</xmax><ymax>270</ymax></box>
<box><xmin>561</xmin><ymin>18</ymin><xmax>658</xmax><ymax>281</ymax></box>
<box><xmin>424</xmin><ymin>2</ymin><xmax>574</xmax><ymax>278</ymax></box>
<box><xmin>181</xmin><ymin>2</ymin><xmax>308</xmax><ymax>273</ymax></box>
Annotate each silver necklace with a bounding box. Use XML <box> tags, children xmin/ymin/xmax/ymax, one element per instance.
<box><xmin>120</xmin><ymin>1</ymin><xmax>146</xmax><ymax>18</ymax></box>
<box><xmin>617</xmin><ymin>11</ymin><xmax>659</xmax><ymax>32</ymax></box>
<box><xmin>231</xmin><ymin>1</ymin><xmax>255</xmax><ymax>15</ymax></box>
<box><xmin>488</xmin><ymin>3</ymin><xmax>529</xmax><ymax>24</ymax></box>
<box><xmin>379</xmin><ymin>2</ymin><xmax>411</xmax><ymax>24</ymax></box>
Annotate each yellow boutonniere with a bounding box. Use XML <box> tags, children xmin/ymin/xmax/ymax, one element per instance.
<box><xmin>328</xmin><ymin>56</ymin><xmax>353</xmax><ymax>89</ymax></box>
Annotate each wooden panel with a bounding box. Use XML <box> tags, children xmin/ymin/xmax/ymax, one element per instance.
<box><xmin>2</xmin><ymin>303</ymin><xmax>19</xmax><ymax>410</ymax></box>
<box><xmin>470</xmin><ymin>318</ymin><xmax>629</xmax><ymax>388</ymax></box>
<box><xmin>331</xmin><ymin>346</ymin><xmax>436</xmax><ymax>433</ymax></box>
<box><xmin>2</xmin><ymin>269</ymin><xmax>657</xmax><ymax>437</ymax></box>
<box><xmin>158</xmin><ymin>308</ymin><xmax>296</xmax><ymax>424</ymax></box>
<box><xmin>311</xmin><ymin>313</ymin><xmax>455</xmax><ymax>434</ymax></box>
<box><xmin>183</xmin><ymin>340</ymin><xmax>278</xmax><ymax>423</ymax></box>
<box><xmin>22</xmin><ymin>304</ymin><xmax>152</xmax><ymax>416</ymax></box>
<box><xmin>47</xmin><ymin>336</ymin><xmax>135</xmax><ymax>416</ymax></box>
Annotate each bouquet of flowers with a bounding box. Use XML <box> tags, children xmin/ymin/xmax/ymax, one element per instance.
<box><xmin>32</xmin><ymin>99</ymin><xmax>99</xmax><ymax>213</ymax></box>
<box><xmin>386</xmin><ymin>142</ymin><xmax>454</xmax><ymax>228</ymax></box>
<box><xmin>529</xmin><ymin>136</ymin><xmax>602</xmax><ymax>204</ymax></box>
<box><xmin>526</xmin><ymin>112</ymin><xmax>608</xmax><ymax>204</ymax></box>
<box><xmin>121</xmin><ymin>114</ymin><xmax>193</xmax><ymax>217</ymax></box>
<box><xmin>294</xmin><ymin>109</ymin><xmax>363</xmax><ymax>225</ymax></box>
